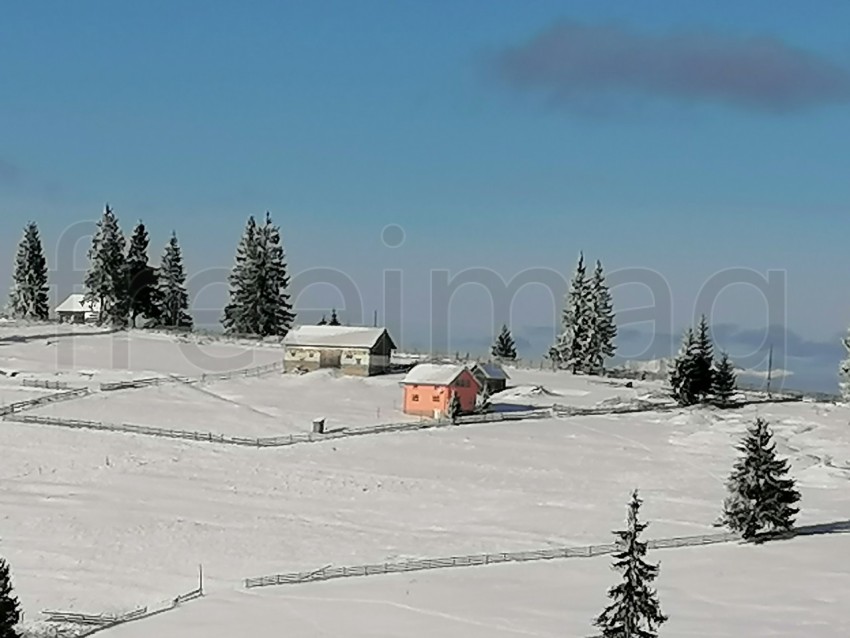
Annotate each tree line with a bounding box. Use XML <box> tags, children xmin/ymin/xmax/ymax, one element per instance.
<box><xmin>5</xmin><ymin>206</ymin><xmax>297</xmax><ymax>337</ymax></box>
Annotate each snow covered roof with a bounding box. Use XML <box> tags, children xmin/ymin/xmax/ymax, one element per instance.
<box><xmin>283</xmin><ymin>325</ymin><xmax>395</xmax><ymax>350</ymax></box>
<box><xmin>55</xmin><ymin>293</ymin><xmax>100</xmax><ymax>313</ymax></box>
<box><xmin>470</xmin><ymin>362</ymin><xmax>510</xmax><ymax>380</ymax></box>
<box><xmin>401</xmin><ymin>363</ymin><xmax>474</xmax><ymax>386</ymax></box>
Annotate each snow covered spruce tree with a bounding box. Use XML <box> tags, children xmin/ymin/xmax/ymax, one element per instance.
<box><xmin>84</xmin><ymin>204</ymin><xmax>128</xmax><ymax>326</ymax></box>
<box><xmin>223</xmin><ymin>212</ymin><xmax>295</xmax><ymax>336</ymax></box>
<box><xmin>593</xmin><ymin>489</ymin><xmax>667</xmax><ymax>638</ymax></box>
<box><xmin>492</xmin><ymin>324</ymin><xmax>517</xmax><ymax>360</ymax></box>
<box><xmin>586</xmin><ymin>259</ymin><xmax>617</xmax><ymax>374</ymax></box>
<box><xmin>719</xmin><ymin>417</ymin><xmax>801</xmax><ymax>540</ymax></box>
<box><xmin>552</xmin><ymin>252</ymin><xmax>593</xmax><ymax>373</ymax></box>
<box><xmin>669</xmin><ymin>328</ymin><xmax>699</xmax><ymax>406</ymax></box>
<box><xmin>839</xmin><ymin>327</ymin><xmax>850</xmax><ymax>402</ymax></box>
<box><xmin>155</xmin><ymin>232</ymin><xmax>192</xmax><ymax>329</ymax></box>
<box><xmin>692</xmin><ymin>315</ymin><xmax>714</xmax><ymax>401</ymax></box>
<box><xmin>0</xmin><ymin>556</ymin><xmax>21</xmax><ymax>638</ymax></box>
<box><xmin>8</xmin><ymin>221</ymin><xmax>49</xmax><ymax>321</ymax></box>
<box><xmin>126</xmin><ymin>221</ymin><xmax>159</xmax><ymax>327</ymax></box>
<box><xmin>711</xmin><ymin>352</ymin><xmax>737</xmax><ymax>408</ymax></box>
<box><xmin>328</xmin><ymin>308</ymin><xmax>340</xmax><ymax>326</ymax></box>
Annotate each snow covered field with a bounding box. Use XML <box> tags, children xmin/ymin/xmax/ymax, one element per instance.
<box><xmin>102</xmin><ymin>534</ymin><xmax>850</xmax><ymax>638</ymax></box>
<box><xmin>0</xmin><ymin>325</ymin><xmax>848</xmax><ymax>635</ymax></box>
<box><xmin>2</xmin><ymin>399</ymin><xmax>849</xmax><ymax>621</ymax></box>
<box><xmin>0</xmin><ymin>323</ymin><xmax>284</xmax><ymax>386</ymax></box>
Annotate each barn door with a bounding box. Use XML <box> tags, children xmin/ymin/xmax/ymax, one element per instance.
<box><xmin>319</xmin><ymin>350</ymin><xmax>342</xmax><ymax>368</ymax></box>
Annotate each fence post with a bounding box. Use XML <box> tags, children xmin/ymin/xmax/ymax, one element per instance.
<box><xmin>199</xmin><ymin>564</ymin><xmax>204</xmax><ymax>596</ymax></box>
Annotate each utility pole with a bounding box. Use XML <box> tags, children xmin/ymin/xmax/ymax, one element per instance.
<box><xmin>766</xmin><ymin>343</ymin><xmax>773</xmax><ymax>397</ymax></box>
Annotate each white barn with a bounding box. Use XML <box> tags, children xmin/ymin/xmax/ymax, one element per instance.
<box><xmin>55</xmin><ymin>293</ymin><xmax>100</xmax><ymax>324</ymax></box>
<box><xmin>283</xmin><ymin>325</ymin><xmax>396</xmax><ymax>376</ymax></box>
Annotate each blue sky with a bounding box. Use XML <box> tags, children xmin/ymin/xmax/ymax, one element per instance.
<box><xmin>2</xmin><ymin>1</ymin><xmax>849</xmax><ymax>391</ymax></box>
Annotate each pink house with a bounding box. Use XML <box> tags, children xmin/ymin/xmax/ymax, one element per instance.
<box><xmin>400</xmin><ymin>364</ymin><xmax>480</xmax><ymax>418</ymax></box>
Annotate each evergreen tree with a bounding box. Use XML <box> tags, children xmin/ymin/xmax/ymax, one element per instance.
<box><xmin>255</xmin><ymin>212</ymin><xmax>295</xmax><ymax>335</ymax></box>
<box><xmin>328</xmin><ymin>308</ymin><xmax>340</xmax><ymax>326</ymax></box>
<box><xmin>318</xmin><ymin>315</ymin><xmax>328</xmax><ymax>326</ymax></box>
<box><xmin>126</xmin><ymin>221</ymin><xmax>159</xmax><ymax>327</ymax></box>
<box><xmin>720</xmin><ymin>417</ymin><xmax>801</xmax><ymax>540</ymax></box>
<box><xmin>155</xmin><ymin>232</ymin><xmax>192</xmax><ymax>329</ymax></box>
<box><xmin>692</xmin><ymin>315</ymin><xmax>714</xmax><ymax>401</ymax></box>
<box><xmin>223</xmin><ymin>216</ymin><xmax>260</xmax><ymax>335</ymax></box>
<box><xmin>711</xmin><ymin>352</ymin><xmax>737</xmax><ymax>407</ymax></box>
<box><xmin>449</xmin><ymin>392</ymin><xmax>462</xmax><ymax>422</ymax></box>
<box><xmin>491</xmin><ymin>324</ymin><xmax>517</xmax><ymax>360</ymax></box>
<box><xmin>669</xmin><ymin>328</ymin><xmax>699</xmax><ymax>406</ymax></box>
<box><xmin>587</xmin><ymin>259</ymin><xmax>617</xmax><ymax>374</ymax></box>
<box><xmin>222</xmin><ymin>213</ymin><xmax>295</xmax><ymax>336</ymax></box>
<box><xmin>593</xmin><ymin>490</ymin><xmax>667</xmax><ymax>638</ymax></box>
<box><xmin>0</xmin><ymin>557</ymin><xmax>21</xmax><ymax>638</ymax></box>
<box><xmin>84</xmin><ymin>204</ymin><xmax>128</xmax><ymax>326</ymax></box>
<box><xmin>552</xmin><ymin>253</ymin><xmax>593</xmax><ymax>373</ymax></box>
<box><xmin>839</xmin><ymin>327</ymin><xmax>850</xmax><ymax>402</ymax></box>
<box><xmin>8</xmin><ymin>221</ymin><xmax>49</xmax><ymax>320</ymax></box>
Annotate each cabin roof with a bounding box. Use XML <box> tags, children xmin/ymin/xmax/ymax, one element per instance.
<box><xmin>283</xmin><ymin>325</ymin><xmax>395</xmax><ymax>349</ymax></box>
<box><xmin>401</xmin><ymin>363</ymin><xmax>477</xmax><ymax>386</ymax></box>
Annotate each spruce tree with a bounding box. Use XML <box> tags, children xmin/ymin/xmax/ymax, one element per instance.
<box><xmin>222</xmin><ymin>213</ymin><xmax>295</xmax><ymax>337</ymax></box>
<box><xmin>491</xmin><ymin>324</ymin><xmax>517</xmax><ymax>360</ymax></box>
<box><xmin>318</xmin><ymin>315</ymin><xmax>328</xmax><ymax>326</ymax></box>
<box><xmin>693</xmin><ymin>315</ymin><xmax>714</xmax><ymax>401</ymax></box>
<box><xmin>720</xmin><ymin>417</ymin><xmax>801</xmax><ymax>540</ymax></box>
<box><xmin>0</xmin><ymin>557</ymin><xmax>21</xmax><ymax>638</ymax></box>
<box><xmin>839</xmin><ymin>327</ymin><xmax>850</xmax><ymax>402</ymax></box>
<box><xmin>711</xmin><ymin>352</ymin><xmax>737</xmax><ymax>408</ymax></box>
<box><xmin>223</xmin><ymin>216</ymin><xmax>259</xmax><ymax>335</ymax></box>
<box><xmin>587</xmin><ymin>259</ymin><xmax>617</xmax><ymax>374</ymax></box>
<box><xmin>84</xmin><ymin>204</ymin><xmax>128</xmax><ymax>326</ymax></box>
<box><xmin>255</xmin><ymin>212</ymin><xmax>295</xmax><ymax>336</ymax></box>
<box><xmin>8</xmin><ymin>221</ymin><xmax>49</xmax><ymax>321</ymax></box>
<box><xmin>155</xmin><ymin>232</ymin><xmax>192</xmax><ymax>329</ymax></box>
<box><xmin>126</xmin><ymin>221</ymin><xmax>159</xmax><ymax>327</ymax></box>
<box><xmin>449</xmin><ymin>392</ymin><xmax>462</xmax><ymax>422</ymax></box>
<box><xmin>552</xmin><ymin>253</ymin><xmax>593</xmax><ymax>373</ymax></box>
<box><xmin>593</xmin><ymin>490</ymin><xmax>667</xmax><ymax>638</ymax></box>
<box><xmin>328</xmin><ymin>308</ymin><xmax>340</xmax><ymax>326</ymax></box>
<box><xmin>669</xmin><ymin>328</ymin><xmax>699</xmax><ymax>406</ymax></box>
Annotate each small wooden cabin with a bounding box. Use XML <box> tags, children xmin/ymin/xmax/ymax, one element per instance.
<box><xmin>400</xmin><ymin>364</ymin><xmax>480</xmax><ymax>418</ymax></box>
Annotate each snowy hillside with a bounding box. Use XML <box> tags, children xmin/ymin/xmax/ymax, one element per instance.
<box><xmin>0</xmin><ymin>325</ymin><xmax>848</xmax><ymax>636</ymax></box>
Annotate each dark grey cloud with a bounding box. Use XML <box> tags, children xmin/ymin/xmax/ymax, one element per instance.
<box><xmin>493</xmin><ymin>21</ymin><xmax>850</xmax><ymax>112</ymax></box>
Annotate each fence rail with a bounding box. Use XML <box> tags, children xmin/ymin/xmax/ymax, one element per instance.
<box><xmin>98</xmin><ymin>361</ymin><xmax>284</xmax><ymax>392</ymax></box>
<box><xmin>21</xmin><ymin>378</ymin><xmax>70</xmax><ymax>391</ymax></box>
<box><xmin>243</xmin><ymin>531</ymin><xmax>741</xmax><ymax>589</ymax></box>
<box><xmin>5</xmin><ymin>408</ymin><xmax>550</xmax><ymax>448</ymax></box>
<box><xmin>0</xmin><ymin>387</ymin><xmax>90</xmax><ymax>417</ymax></box>
<box><xmin>43</xmin><ymin>582</ymin><xmax>204</xmax><ymax>635</ymax></box>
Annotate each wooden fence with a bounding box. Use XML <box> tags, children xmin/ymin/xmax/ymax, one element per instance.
<box><xmin>43</xmin><ymin>574</ymin><xmax>204</xmax><ymax>635</ymax></box>
<box><xmin>21</xmin><ymin>379</ymin><xmax>70</xmax><ymax>391</ymax></box>
<box><xmin>98</xmin><ymin>361</ymin><xmax>284</xmax><ymax>392</ymax></box>
<box><xmin>0</xmin><ymin>387</ymin><xmax>90</xmax><ymax>417</ymax></box>
<box><xmin>243</xmin><ymin>530</ymin><xmax>742</xmax><ymax>589</ymax></box>
<box><xmin>4</xmin><ymin>408</ymin><xmax>551</xmax><ymax>448</ymax></box>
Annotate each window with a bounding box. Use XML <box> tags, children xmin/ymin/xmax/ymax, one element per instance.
<box><xmin>432</xmin><ymin>395</ymin><xmax>440</xmax><ymax>402</ymax></box>
<box><xmin>412</xmin><ymin>394</ymin><xmax>419</xmax><ymax>402</ymax></box>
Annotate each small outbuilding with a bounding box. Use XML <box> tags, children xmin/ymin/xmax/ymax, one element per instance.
<box><xmin>400</xmin><ymin>363</ymin><xmax>480</xmax><ymax>418</ymax></box>
<box><xmin>469</xmin><ymin>362</ymin><xmax>510</xmax><ymax>394</ymax></box>
<box><xmin>283</xmin><ymin>325</ymin><xmax>396</xmax><ymax>376</ymax></box>
<box><xmin>55</xmin><ymin>293</ymin><xmax>100</xmax><ymax>324</ymax></box>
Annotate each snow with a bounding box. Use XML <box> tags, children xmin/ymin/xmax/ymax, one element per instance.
<box><xmin>102</xmin><ymin>534</ymin><xmax>850</xmax><ymax>637</ymax></box>
<box><xmin>402</xmin><ymin>363</ymin><xmax>469</xmax><ymax>386</ymax></box>
<box><xmin>54</xmin><ymin>293</ymin><xmax>100</xmax><ymax>314</ymax></box>
<box><xmin>0</xmin><ymin>325</ymin><xmax>848</xmax><ymax>635</ymax></box>
<box><xmin>282</xmin><ymin>325</ymin><xmax>390</xmax><ymax>348</ymax></box>
<box><xmin>28</xmin><ymin>370</ymin><xmax>420</xmax><ymax>436</ymax></box>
